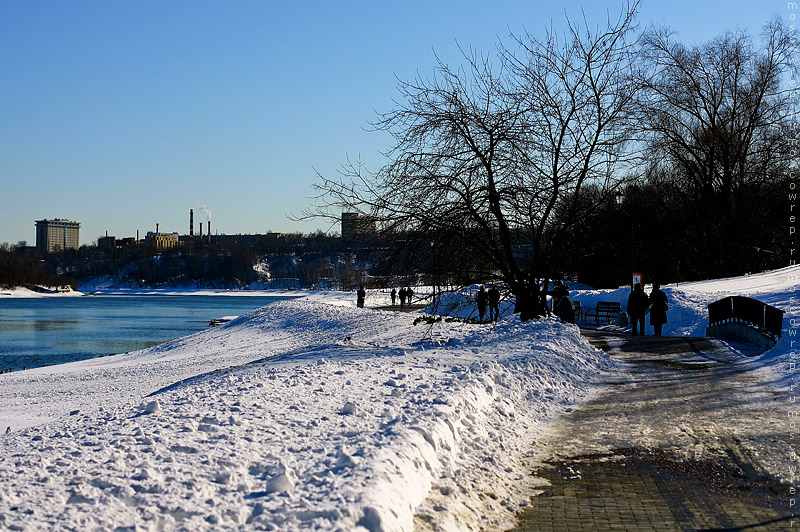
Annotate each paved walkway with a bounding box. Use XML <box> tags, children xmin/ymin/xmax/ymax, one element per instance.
<box><xmin>509</xmin><ymin>331</ymin><xmax>795</xmax><ymax>532</ymax></box>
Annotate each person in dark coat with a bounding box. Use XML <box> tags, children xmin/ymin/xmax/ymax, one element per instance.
<box><xmin>539</xmin><ymin>282</ymin><xmax>551</xmax><ymax>317</ymax></box>
<box><xmin>399</xmin><ymin>287</ymin><xmax>406</xmax><ymax>308</ymax></box>
<box><xmin>476</xmin><ymin>285</ymin><xmax>488</xmax><ymax>323</ymax></box>
<box><xmin>357</xmin><ymin>286</ymin><xmax>366</xmax><ymax>308</ymax></box>
<box><xmin>626</xmin><ymin>283</ymin><xmax>649</xmax><ymax>336</ymax></box>
<box><xmin>390</xmin><ymin>288</ymin><xmax>397</xmax><ymax>306</ymax></box>
<box><xmin>406</xmin><ymin>287</ymin><xmax>414</xmax><ymax>305</ymax></box>
<box><xmin>555</xmin><ymin>293</ymin><xmax>575</xmax><ymax>324</ymax></box>
<box><xmin>551</xmin><ymin>281</ymin><xmax>569</xmax><ymax>314</ymax></box>
<box><xmin>649</xmin><ymin>283</ymin><xmax>669</xmax><ymax>336</ymax></box>
<box><xmin>488</xmin><ymin>285</ymin><xmax>501</xmax><ymax>322</ymax></box>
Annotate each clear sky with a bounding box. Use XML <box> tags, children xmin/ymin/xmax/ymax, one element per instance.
<box><xmin>0</xmin><ymin>0</ymin><xmax>791</xmax><ymax>246</ymax></box>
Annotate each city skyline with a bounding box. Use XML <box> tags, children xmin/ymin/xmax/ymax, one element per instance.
<box><xmin>1</xmin><ymin>1</ymin><xmax>788</xmax><ymax>246</ymax></box>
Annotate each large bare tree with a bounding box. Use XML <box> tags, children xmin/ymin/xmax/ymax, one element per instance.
<box><xmin>637</xmin><ymin>20</ymin><xmax>797</xmax><ymax>274</ymax></box>
<box><xmin>305</xmin><ymin>3</ymin><xmax>641</xmax><ymax>320</ymax></box>
<box><xmin>640</xmin><ymin>21</ymin><xmax>797</xmax><ymax>212</ymax></box>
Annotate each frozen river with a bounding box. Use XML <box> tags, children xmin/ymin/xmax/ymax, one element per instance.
<box><xmin>0</xmin><ymin>294</ymin><xmax>295</xmax><ymax>371</ymax></box>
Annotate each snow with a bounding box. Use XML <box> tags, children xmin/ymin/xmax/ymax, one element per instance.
<box><xmin>0</xmin><ymin>266</ymin><xmax>796</xmax><ymax>531</ymax></box>
<box><xmin>0</xmin><ymin>287</ymin><xmax>84</xmax><ymax>298</ymax></box>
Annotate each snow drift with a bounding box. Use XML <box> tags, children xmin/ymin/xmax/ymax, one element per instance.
<box><xmin>0</xmin><ymin>299</ymin><xmax>612</xmax><ymax>531</ymax></box>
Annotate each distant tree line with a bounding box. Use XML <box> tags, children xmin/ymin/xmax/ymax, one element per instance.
<box><xmin>0</xmin><ymin>247</ymin><xmax>76</xmax><ymax>290</ymax></box>
<box><xmin>0</xmin><ymin>233</ymin><xmax>415</xmax><ymax>290</ymax></box>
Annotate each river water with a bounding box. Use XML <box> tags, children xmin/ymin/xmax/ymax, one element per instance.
<box><xmin>0</xmin><ymin>294</ymin><xmax>296</xmax><ymax>372</ymax></box>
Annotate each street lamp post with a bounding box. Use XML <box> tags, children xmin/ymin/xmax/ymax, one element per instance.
<box><xmin>615</xmin><ymin>191</ymin><xmax>634</xmax><ymax>286</ymax></box>
<box><xmin>430</xmin><ymin>241</ymin><xmax>436</xmax><ymax>307</ymax></box>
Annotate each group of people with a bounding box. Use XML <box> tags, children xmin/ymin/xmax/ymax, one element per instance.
<box><xmin>390</xmin><ymin>287</ymin><xmax>414</xmax><ymax>308</ymax></box>
<box><xmin>626</xmin><ymin>282</ymin><xmax>669</xmax><ymax>336</ymax></box>
<box><xmin>475</xmin><ymin>285</ymin><xmax>502</xmax><ymax>323</ymax></box>
<box><xmin>361</xmin><ymin>280</ymin><xmax>669</xmax><ymax>337</ymax></box>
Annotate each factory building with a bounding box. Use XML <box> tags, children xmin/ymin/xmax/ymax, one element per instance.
<box><xmin>145</xmin><ymin>231</ymin><xmax>180</xmax><ymax>250</ymax></box>
<box><xmin>35</xmin><ymin>219</ymin><xmax>81</xmax><ymax>253</ymax></box>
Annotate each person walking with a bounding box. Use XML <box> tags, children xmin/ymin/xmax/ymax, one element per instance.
<box><xmin>406</xmin><ymin>287</ymin><xmax>414</xmax><ymax>305</ymax></box>
<box><xmin>390</xmin><ymin>288</ymin><xmax>397</xmax><ymax>306</ymax></box>
<box><xmin>357</xmin><ymin>286</ymin><xmax>366</xmax><ymax>308</ymax></box>
<box><xmin>476</xmin><ymin>285</ymin><xmax>488</xmax><ymax>323</ymax></box>
<box><xmin>399</xmin><ymin>287</ymin><xmax>406</xmax><ymax>308</ymax></box>
<box><xmin>626</xmin><ymin>283</ymin><xmax>649</xmax><ymax>336</ymax></box>
<box><xmin>488</xmin><ymin>285</ymin><xmax>501</xmax><ymax>322</ymax></box>
<box><xmin>649</xmin><ymin>283</ymin><xmax>669</xmax><ymax>336</ymax></box>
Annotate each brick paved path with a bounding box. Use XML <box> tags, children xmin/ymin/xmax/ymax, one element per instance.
<box><xmin>509</xmin><ymin>331</ymin><xmax>796</xmax><ymax>532</ymax></box>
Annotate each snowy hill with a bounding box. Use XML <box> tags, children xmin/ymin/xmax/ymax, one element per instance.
<box><xmin>0</xmin><ymin>298</ymin><xmax>613</xmax><ymax>531</ymax></box>
<box><xmin>0</xmin><ymin>266</ymin><xmax>795</xmax><ymax>531</ymax></box>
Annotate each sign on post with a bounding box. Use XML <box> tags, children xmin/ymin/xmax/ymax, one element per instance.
<box><xmin>632</xmin><ymin>272</ymin><xmax>643</xmax><ymax>286</ymax></box>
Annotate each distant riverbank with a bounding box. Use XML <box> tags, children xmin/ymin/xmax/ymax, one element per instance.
<box><xmin>0</xmin><ymin>286</ymin><xmax>312</xmax><ymax>298</ymax></box>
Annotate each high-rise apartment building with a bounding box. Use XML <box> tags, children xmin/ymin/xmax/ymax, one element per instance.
<box><xmin>341</xmin><ymin>212</ymin><xmax>376</xmax><ymax>241</ymax></box>
<box><xmin>35</xmin><ymin>219</ymin><xmax>81</xmax><ymax>253</ymax></box>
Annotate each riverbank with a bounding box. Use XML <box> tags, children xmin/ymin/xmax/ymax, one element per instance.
<box><xmin>0</xmin><ymin>286</ymin><xmax>84</xmax><ymax>298</ymax></box>
<box><xmin>0</xmin><ymin>286</ymin><xmax>309</xmax><ymax>298</ymax></box>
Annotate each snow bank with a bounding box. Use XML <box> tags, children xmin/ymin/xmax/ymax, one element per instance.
<box><xmin>0</xmin><ymin>298</ymin><xmax>612</xmax><ymax>532</ymax></box>
<box><xmin>0</xmin><ymin>287</ymin><xmax>84</xmax><ymax>298</ymax></box>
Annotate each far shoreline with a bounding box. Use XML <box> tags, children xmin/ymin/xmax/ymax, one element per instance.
<box><xmin>0</xmin><ymin>286</ymin><xmax>318</xmax><ymax>298</ymax></box>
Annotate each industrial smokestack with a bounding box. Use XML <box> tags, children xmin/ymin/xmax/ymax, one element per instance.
<box><xmin>207</xmin><ymin>220</ymin><xmax>211</xmax><ymax>243</ymax></box>
<box><xmin>156</xmin><ymin>223</ymin><xmax>159</xmax><ymax>234</ymax></box>
<box><xmin>190</xmin><ymin>209</ymin><xmax>194</xmax><ymax>239</ymax></box>
<box><xmin>199</xmin><ymin>222</ymin><xmax>203</xmax><ymax>238</ymax></box>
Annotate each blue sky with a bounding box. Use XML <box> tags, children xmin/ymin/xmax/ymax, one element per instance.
<box><xmin>0</xmin><ymin>1</ymin><xmax>791</xmax><ymax>246</ymax></box>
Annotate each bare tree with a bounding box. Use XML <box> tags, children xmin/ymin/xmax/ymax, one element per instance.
<box><xmin>502</xmin><ymin>3</ymin><xmax>643</xmax><ymax>296</ymax></box>
<box><xmin>304</xmin><ymin>3</ymin><xmax>641</xmax><ymax>320</ymax></box>
<box><xmin>637</xmin><ymin>20</ymin><xmax>797</xmax><ymax>275</ymax></box>
<box><xmin>640</xmin><ymin>20</ymin><xmax>797</xmax><ymax>211</ymax></box>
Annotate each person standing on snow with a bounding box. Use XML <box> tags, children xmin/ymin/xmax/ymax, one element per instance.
<box><xmin>488</xmin><ymin>285</ymin><xmax>501</xmax><ymax>322</ymax></box>
<box><xmin>357</xmin><ymin>286</ymin><xmax>366</xmax><ymax>308</ymax></box>
<box><xmin>476</xmin><ymin>285</ymin><xmax>488</xmax><ymax>323</ymax></box>
<box><xmin>626</xmin><ymin>283</ymin><xmax>649</xmax><ymax>336</ymax></box>
<box><xmin>551</xmin><ymin>281</ymin><xmax>569</xmax><ymax>313</ymax></box>
<box><xmin>539</xmin><ymin>282</ymin><xmax>551</xmax><ymax>317</ymax></box>
<box><xmin>399</xmin><ymin>287</ymin><xmax>407</xmax><ymax>308</ymax></box>
<box><xmin>555</xmin><ymin>292</ymin><xmax>576</xmax><ymax>323</ymax></box>
<box><xmin>649</xmin><ymin>283</ymin><xmax>669</xmax><ymax>336</ymax></box>
<box><xmin>390</xmin><ymin>288</ymin><xmax>397</xmax><ymax>306</ymax></box>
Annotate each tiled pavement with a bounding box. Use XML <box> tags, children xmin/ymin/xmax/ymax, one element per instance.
<box><xmin>512</xmin><ymin>450</ymin><xmax>789</xmax><ymax>531</ymax></box>
<box><xmin>509</xmin><ymin>331</ymin><xmax>795</xmax><ymax>532</ymax></box>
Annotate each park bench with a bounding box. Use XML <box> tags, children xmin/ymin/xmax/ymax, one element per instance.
<box><xmin>572</xmin><ymin>300</ymin><xmax>582</xmax><ymax>322</ymax></box>
<box><xmin>585</xmin><ymin>301</ymin><xmax>622</xmax><ymax>324</ymax></box>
